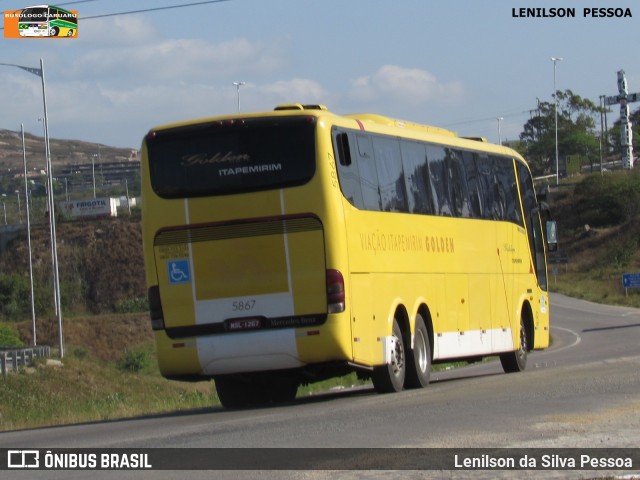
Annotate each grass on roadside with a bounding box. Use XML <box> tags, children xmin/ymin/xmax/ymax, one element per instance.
<box><xmin>1</xmin><ymin>341</ymin><xmax>493</xmax><ymax>432</ymax></box>
<box><xmin>0</xmin><ymin>346</ymin><xmax>215</xmax><ymax>432</ymax></box>
<box><xmin>550</xmin><ymin>271</ymin><xmax>640</xmax><ymax>308</ymax></box>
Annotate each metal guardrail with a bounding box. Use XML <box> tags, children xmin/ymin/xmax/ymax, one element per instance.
<box><xmin>0</xmin><ymin>346</ymin><xmax>51</xmax><ymax>374</ymax></box>
<box><xmin>549</xmin><ymin>253</ymin><xmax>569</xmax><ymax>264</ymax></box>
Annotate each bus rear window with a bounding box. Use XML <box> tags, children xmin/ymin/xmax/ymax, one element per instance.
<box><xmin>146</xmin><ymin>116</ymin><xmax>316</xmax><ymax>198</ymax></box>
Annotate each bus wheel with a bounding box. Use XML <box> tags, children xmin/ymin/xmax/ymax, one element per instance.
<box><xmin>49</xmin><ymin>26</ymin><xmax>60</xmax><ymax>36</ymax></box>
<box><xmin>372</xmin><ymin>319</ymin><xmax>406</xmax><ymax>393</ymax></box>
<box><xmin>214</xmin><ymin>375</ymin><xmax>253</xmax><ymax>408</ymax></box>
<box><xmin>215</xmin><ymin>374</ymin><xmax>298</xmax><ymax>408</ymax></box>
<box><xmin>405</xmin><ymin>313</ymin><xmax>431</xmax><ymax>389</ymax></box>
<box><xmin>262</xmin><ymin>376</ymin><xmax>298</xmax><ymax>403</ymax></box>
<box><xmin>500</xmin><ymin>316</ymin><xmax>528</xmax><ymax>373</ymax></box>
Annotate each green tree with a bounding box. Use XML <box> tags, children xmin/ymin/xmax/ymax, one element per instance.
<box><xmin>517</xmin><ymin>90</ymin><xmax>604</xmax><ymax>176</ymax></box>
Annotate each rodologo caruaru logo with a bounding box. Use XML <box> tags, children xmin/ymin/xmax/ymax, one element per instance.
<box><xmin>4</xmin><ymin>4</ymin><xmax>78</xmax><ymax>38</ymax></box>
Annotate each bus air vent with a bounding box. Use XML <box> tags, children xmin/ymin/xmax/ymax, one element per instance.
<box><xmin>274</xmin><ymin>104</ymin><xmax>328</xmax><ymax>111</ymax></box>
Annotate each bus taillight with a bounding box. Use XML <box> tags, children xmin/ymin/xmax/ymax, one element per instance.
<box><xmin>326</xmin><ymin>269</ymin><xmax>345</xmax><ymax>313</ymax></box>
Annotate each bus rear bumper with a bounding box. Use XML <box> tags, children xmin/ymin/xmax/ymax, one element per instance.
<box><xmin>153</xmin><ymin>314</ymin><xmax>352</xmax><ymax>378</ymax></box>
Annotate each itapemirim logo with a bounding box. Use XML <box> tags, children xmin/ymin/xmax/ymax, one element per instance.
<box><xmin>4</xmin><ymin>4</ymin><xmax>78</xmax><ymax>38</ymax></box>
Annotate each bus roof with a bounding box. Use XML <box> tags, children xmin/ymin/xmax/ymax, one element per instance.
<box><xmin>343</xmin><ymin>113</ymin><xmax>457</xmax><ymax>138</ymax></box>
<box><xmin>147</xmin><ymin>104</ymin><xmax>523</xmax><ymax>163</ymax></box>
<box><xmin>21</xmin><ymin>4</ymin><xmax>75</xmax><ymax>14</ymax></box>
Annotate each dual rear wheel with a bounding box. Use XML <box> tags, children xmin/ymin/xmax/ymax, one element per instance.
<box><xmin>372</xmin><ymin>313</ymin><xmax>431</xmax><ymax>393</ymax></box>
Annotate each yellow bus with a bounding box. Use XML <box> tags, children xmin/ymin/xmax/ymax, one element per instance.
<box><xmin>141</xmin><ymin>104</ymin><xmax>556</xmax><ymax>408</ymax></box>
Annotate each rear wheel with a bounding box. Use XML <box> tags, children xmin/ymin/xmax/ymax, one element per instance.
<box><xmin>262</xmin><ymin>376</ymin><xmax>298</xmax><ymax>403</ymax></box>
<box><xmin>215</xmin><ymin>374</ymin><xmax>298</xmax><ymax>408</ymax></box>
<box><xmin>372</xmin><ymin>319</ymin><xmax>406</xmax><ymax>393</ymax></box>
<box><xmin>214</xmin><ymin>375</ymin><xmax>253</xmax><ymax>408</ymax></box>
<box><xmin>405</xmin><ymin>313</ymin><xmax>431</xmax><ymax>389</ymax></box>
<box><xmin>500</xmin><ymin>315</ymin><xmax>528</xmax><ymax>373</ymax></box>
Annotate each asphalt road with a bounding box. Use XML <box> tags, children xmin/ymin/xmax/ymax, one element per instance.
<box><xmin>2</xmin><ymin>293</ymin><xmax>640</xmax><ymax>479</ymax></box>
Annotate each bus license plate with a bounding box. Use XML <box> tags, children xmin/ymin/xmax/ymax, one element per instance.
<box><xmin>227</xmin><ymin>318</ymin><xmax>262</xmax><ymax>331</ymax></box>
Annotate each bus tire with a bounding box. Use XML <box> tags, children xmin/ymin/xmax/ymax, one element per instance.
<box><xmin>500</xmin><ymin>316</ymin><xmax>528</xmax><ymax>373</ymax></box>
<box><xmin>372</xmin><ymin>319</ymin><xmax>406</xmax><ymax>393</ymax></box>
<box><xmin>405</xmin><ymin>313</ymin><xmax>431</xmax><ymax>389</ymax></box>
<box><xmin>215</xmin><ymin>374</ymin><xmax>298</xmax><ymax>408</ymax></box>
<box><xmin>263</xmin><ymin>376</ymin><xmax>298</xmax><ymax>403</ymax></box>
<box><xmin>49</xmin><ymin>26</ymin><xmax>60</xmax><ymax>36</ymax></box>
<box><xmin>214</xmin><ymin>375</ymin><xmax>253</xmax><ymax>408</ymax></box>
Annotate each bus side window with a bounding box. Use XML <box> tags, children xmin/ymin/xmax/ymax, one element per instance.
<box><xmin>462</xmin><ymin>151</ymin><xmax>483</xmax><ymax>218</ymax></box>
<box><xmin>487</xmin><ymin>156</ymin><xmax>507</xmax><ymax>221</ymax></box>
<box><xmin>355</xmin><ymin>134</ymin><xmax>382</xmax><ymax>211</ymax></box>
<box><xmin>333</xmin><ymin>130</ymin><xmax>364</xmax><ymax>209</ymax></box>
<box><xmin>400</xmin><ymin>140</ymin><xmax>433</xmax><ymax>215</ymax></box>
<box><xmin>426</xmin><ymin>144</ymin><xmax>453</xmax><ymax>217</ymax></box>
<box><xmin>494</xmin><ymin>156</ymin><xmax>522</xmax><ymax>225</ymax></box>
<box><xmin>446</xmin><ymin>148</ymin><xmax>471</xmax><ymax>218</ymax></box>
<box><xmin>336</xmin><ymin>132</ymin><xmax>352</xmax><ymax>166</ymax></box>
<box><xmin>372</xmin><ymin>136</ymin><xmax>408</xmax><ymax>213</ymax></box>
<box><xmin>530</xmin><ymin>212</ymin><xmax>549</xmax><ymax>291</ymax></box>
<box><xmin>476</xmin><ymin>154</ymin><xmax>497</xmax><ymax>220</ymax></box>
<box><xmin>516</xmin><ymin>161</ymin><xmax>538</xmax><ymax>261</ymax></box>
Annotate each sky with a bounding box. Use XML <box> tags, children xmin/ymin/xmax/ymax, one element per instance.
<box><xmin>0</xmin><ymin>0</ymin><xmax>638</xmax><ymax>149</ymax></box>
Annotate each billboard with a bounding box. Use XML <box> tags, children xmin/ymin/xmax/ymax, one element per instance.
<box><xmin>59</xmin><ymin>198</ymin><xmax>118</xmax><ymax>220</ymax></box>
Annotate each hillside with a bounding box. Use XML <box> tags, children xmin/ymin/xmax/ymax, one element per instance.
<box><xmin>548</xmin><ymin>171</ymin><xmax>640</xmax><ymax>305</ymax></box>
<box><xmin>0</xmin><ymin>128</ymin><xmax>136</xmax><ymax>170</ymax></box>
<box><xmin>0</xmin><ymin>129</ymin><xmax>140</xmax><ymax>224</ymax></box>
<box><xmin>0</xmin><ymin>216</ymin><xmax>147</xmax><ymax>350</ymax></box>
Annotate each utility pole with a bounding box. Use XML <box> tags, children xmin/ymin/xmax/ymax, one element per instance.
<box><xmin>551</xmin><ymin>57</ymin><xmax>563</xmax><ymax>184</ymax></box>
<box><xmin>604</xmin><ymin>70</ymin><xmax>639</xmax><ymax>169</ymax></box>
<box><xmin>599</xmin><ymin>95</ymin><xmax>605</xmax><ymax>174</ymax></box>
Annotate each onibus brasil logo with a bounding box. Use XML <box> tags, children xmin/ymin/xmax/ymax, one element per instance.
<box><xmin>4</xmin><ymin>4</ymin><xmax>78</xmax><ymax>38</ymax></box>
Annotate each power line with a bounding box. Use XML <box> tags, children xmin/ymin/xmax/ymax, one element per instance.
<box><xmin>0</xmin><ymin>0</ymin><xmax>231</xmax><ymax>29</ymax></box>
<box><xmin>443</xmin><ymin>108</ymin><xmax>533</xmax><ymax>127</ymax></box>
<box><xmin>80</xmin><ymin>0</ymin><xmax>231</xmax><ymax>20</ymax></box>
<box><xmin>57</xmin><ymin>1</ymin><xmax>100</xmax><ymax>6</ymax></box>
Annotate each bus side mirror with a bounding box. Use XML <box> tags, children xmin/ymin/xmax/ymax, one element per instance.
<box><xmin>546</xmin><ymin>220</ymin><xmax>558</xmax><ymax>252</ymax></box>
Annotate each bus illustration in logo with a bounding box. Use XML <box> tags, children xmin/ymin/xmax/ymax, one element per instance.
<box><xmin>17</xmin><ymin>5</ymin><xmax>77</xmax><ymax>37</ymax></box>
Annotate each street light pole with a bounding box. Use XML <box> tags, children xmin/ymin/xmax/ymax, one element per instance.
<box><xmin>232</xmin><ymin>81</ymin><xmax>245</xmax><ymax>112</ymax></box>
<box><xmin>91</xmin><ymin>154</ymin><xmax>96</xmax><ymax>198</ymax></box>
<box><xmin>22</xmin><ymin>124</ymin><xmax>37</xmax><ymax>346</ymax></box>
<box><xmin>497</xmin><ymin>117</ymin><xmax>503</xmax><ymax>145</ymax></box>
<box><xmin>551</xmin><ymin>57</ymin><xmax>563</xmax><ymax>185</ymax></box>
<box><xmin>15</xmin><ymin>190</ymin><xmax>21</xmax><ymax>224</ymax></box>
<box><xmin>599</xmin><ymin>95</ymin><xmax>605</xmax><ymax>175</ymax></box>
<box><xmin>40</xmin><ymin>58</ymin><xmax>64</xmax><ymax>358</ymax></box>
<box><xmin>3</xmin><ymin>59</ymin><xmax>64</xmax><ymax>356</ymax></box>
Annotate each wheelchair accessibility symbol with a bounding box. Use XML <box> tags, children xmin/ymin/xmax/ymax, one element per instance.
<box><xmin>168</xmin><ymin>259</ymin><xmax>191</xmax><ymax>284</ymax></box>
